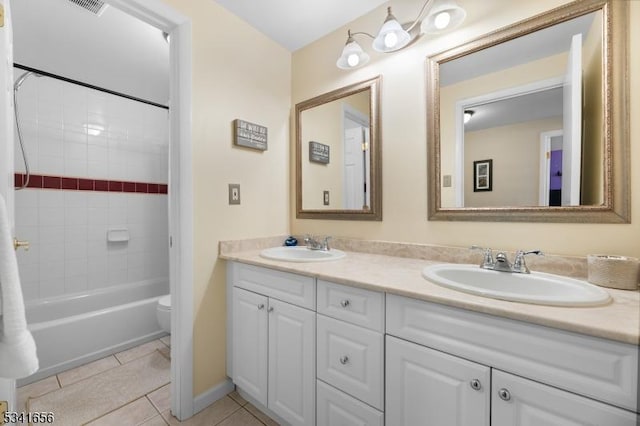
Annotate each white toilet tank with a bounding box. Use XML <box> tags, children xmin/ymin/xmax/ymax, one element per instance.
<box><xmin>157</xmin><ymin>295</ymin><xmax>171</xmax><ymax>333</ymax></box>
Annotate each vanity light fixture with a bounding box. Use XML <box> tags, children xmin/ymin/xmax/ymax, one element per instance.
<box><xmin>463</xmin><ymin>110</ymin><xmax>474</xmax><ymax>124</ymax></box>
<box><xmin>337</xmin><ymin>0</ymin><xmax>466</xmax><ymax>70</ymax></box>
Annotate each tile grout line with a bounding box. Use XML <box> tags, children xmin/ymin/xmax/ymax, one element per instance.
<box><xmin>57</xmin><ymin>355</ymin><xmax>122</xmax><ymax>387</ymax></box>
<box><xmin>242</xmin><ymin>407</ymin><xmax>270</xmax><ymax>426</ymax></box>
<box><xmin>211</xmin><ymin>402</ymin><xmax>243</xmax><ymax>426</ymax></box>
<box><xmin>80</xmin><ymin>396</ymin><xmax>153</xmax><ymax>426</ymax></box>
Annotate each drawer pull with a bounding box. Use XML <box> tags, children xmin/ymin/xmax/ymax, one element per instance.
<box><xmin>257</xmin><ymin>303</ymin><xmax>265</xmax><ymax>310</ymax></box>
<box><xmin>340</xmin><ymin>299</ymin><xmax>351</xmax><ymax>308</ymax></box>
<box><xmin>339</xmin><ymin>355</ymin><xmax>349</xmax><ymax>365</ymax></box>
<box><xmin>267</xmin><ymin>307</ymin><xmax>274</xmax><ymax>313</ymax></box>
<box><xmin>498</xmin><ymin>388</ymin><xmax>511</xmax><ymax>401</ymax></box>
<box><xmin>469</xmin><ymin>379</ymin><xmax>482</xmax><ymax>391</ymax></box>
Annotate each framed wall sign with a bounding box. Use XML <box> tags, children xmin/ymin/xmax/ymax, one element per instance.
<box><xmin>234</xmin><ymin>119</ymin><xmax>268</xmax><ymax>150</ymax></box>
<box><xmin>473</xmin><ymin>159</ymin><xmax>493</xmax><ymax>192</ymax></box>
<box><xmin>309</xmin><ymin>141</ymin><xmax>330</xmax><ymax>164</ymax></box>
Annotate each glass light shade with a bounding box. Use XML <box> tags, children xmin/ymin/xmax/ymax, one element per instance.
<box><xmin>421</xmin><ymin>0</ymin><xmax>466</xmax><ymax>34</ymax></box>
<box><xmin>372</xmin><ymin>10</ymin><xmax>411</xmax><ymax>53</ymax></box>
<box><xmin>337</xmin><ymin>38</ymin><xmax>370</xmax><ymax>69</ymax></box>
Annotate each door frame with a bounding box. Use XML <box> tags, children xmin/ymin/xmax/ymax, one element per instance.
<box><xmin>342</xmin><ymin>104</ymin><xmax>370</xmax><ymax>209</ymax></box>
<box><xmin>538</xmin><ymin>129</ymin><xmax>563</xmax><ymax>206</ymax></box>
<box><xmin>102</xmin><ymin>0</ymin><xmax>194</xmax><ymax>420</ymax></box>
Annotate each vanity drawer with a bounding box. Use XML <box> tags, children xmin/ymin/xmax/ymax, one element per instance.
<box><xmin>231</xmin><ymin>262</ymin><xmax>315</xmax><ymax>309</ymax></box>
<box><xmin>317</xmin><ymin>280</ymin><xmax>384</xmax><ymax>332</ymax></box>
<box><xmin>317</xmin><ymin>380</ymin><xmax>384</xmax><ymax>426</ymax></box>
<box><xmin>317</xmin><ymin>314</ymin><xmax>384</xmax><ymax>410</ymax></box>
<box><xmin>386</xmin><ymin>294</ymin><xmax>639</xmax><ymax>413</ymax></box>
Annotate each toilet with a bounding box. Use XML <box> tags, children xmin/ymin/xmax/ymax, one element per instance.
<box><xmin>157</xmin><ymin>295</ymin><xmax>171</xmax><ymax>334</ymax></box>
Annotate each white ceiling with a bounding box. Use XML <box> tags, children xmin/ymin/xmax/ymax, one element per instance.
<box><xmin>213</xmin><ymin>0</ymin><xmax>388</xmax><ymax>51</ymax></box>
<box><xmin>12</xmin><ymin>0</ymin><xmax>169</xmax><ymax>105</ymax></box>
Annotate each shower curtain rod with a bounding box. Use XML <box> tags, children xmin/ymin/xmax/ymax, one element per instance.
<box><xmin>14</xmin><ymin>63</ymin><xmax>169</xmax><ymax>111</ymax></box>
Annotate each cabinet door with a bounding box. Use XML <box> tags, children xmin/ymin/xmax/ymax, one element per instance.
<box><xmin>268</xmin><ymin>298</ymin><xmax>316</xmax><ymax>426</ymax></box>
<box><xmin>386</xmin><ymin>336</ymin><xmax>490</xmax><ymax>426</ymax></box>
<box><xmin>232</xmin><ymin>287</ymin><xmax>268</xmax><ymax>406</ymax></box>
<box><xmin>492</xmin><ymin>370</ymin><xmax>638</xmax><ymax>426</ymax></box>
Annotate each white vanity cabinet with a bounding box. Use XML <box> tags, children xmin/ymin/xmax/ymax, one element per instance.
<box><xmin>386</xmin><ymin>294</ymin><xmax>639</xmax><ymax>426</ymax></box>
<box><xmin>227</xmin><ymin>260</ymin><xmax>638</xmax><ymax>426</ymax></box>
<box><xmin>229</xmin><ymin>263</ymin><xmax>316</xmax><ymax>426</ymax></box>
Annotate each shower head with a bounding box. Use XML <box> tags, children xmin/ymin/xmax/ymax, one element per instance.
<box><xmin>14</xmin><ymin>71</ymin><xmax>43</xmax><ymax>91</ymax></box>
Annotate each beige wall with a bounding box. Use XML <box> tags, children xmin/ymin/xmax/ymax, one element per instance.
<box><xmin>301</xmin><ymin>91</ymin><xmax>368</xmax><ymax>209</ymax></box>
<box><xmin>581</xmin><ymin>12</ymin><xmax>604</xmax><ymax>205</ymax></box>
<box><xmin>161</xmin><ymin>0</ymin><xmax>291</xmax><ymax>395</ymax></box>
<box><xmin>291</xmin><ymin>0</ymin><xmax>640</xmax><ymax>259</ymax></box>
<box><xmin>464</xmin><ymin>117</ymin><xmax>563</xmax><ymax>207</ymax></box>
<box><xmin>439</xmin><ymin>52</ymin><xmax>567</xmax><ymax>207</ymax></box>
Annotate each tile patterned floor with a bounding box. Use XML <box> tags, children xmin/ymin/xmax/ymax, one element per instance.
<box><xmin>17</xmin><ymin>337</ymin><xmax>278</xmax><ymax>426</ymax></box>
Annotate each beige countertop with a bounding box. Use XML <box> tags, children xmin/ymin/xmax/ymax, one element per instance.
<box><xmin>221</xmin><ymin>248</ymin><xmax>640</xmax><ymax>345</ymax></box>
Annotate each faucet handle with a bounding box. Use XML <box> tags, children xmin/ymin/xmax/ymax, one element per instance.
<box><xmin>512</xmin><ymin>250</ymin><xmax>544</xmax><ymax>273</ymax></box>
<box><xmin>470</xmin><ymin>246</ymin><xmax>494</xmax><ymax>269</ymax></box>
<box><xmin>322</xmin><ymin>236</ymin><xmax>332</xmax><ymax>251</ymax></box>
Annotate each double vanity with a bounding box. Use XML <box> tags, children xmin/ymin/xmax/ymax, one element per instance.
<box><xmin>222</xmin><ymin>240</ymin><xmax>639</xmax><ymax>426</ymax></box>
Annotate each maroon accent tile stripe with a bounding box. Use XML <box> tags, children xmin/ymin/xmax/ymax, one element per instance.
<box><xmin>14</xmin><ymin>173</ymin><xmax>167</xmax><ymax>195</ymax></box>
<box><xmin>62</xmin><ymin>177</ymin><xmax>78</xmax><ymax>190</ymax></box>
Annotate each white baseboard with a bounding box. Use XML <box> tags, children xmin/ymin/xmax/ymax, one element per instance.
<box><xmin>193</xmin><ymin>378</ymin><xmax>234</xmax><ymax>414</ymax></box>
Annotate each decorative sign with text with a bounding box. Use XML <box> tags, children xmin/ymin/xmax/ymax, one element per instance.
<box><xmin>309</xmin><ymin>141</ymin><xmax>330</xmax><ymax>164</ymax></box>
<box><xmin>234</xmin><ymin>119</ymin><xmax>268</xmax><ymax>151</ymax></box>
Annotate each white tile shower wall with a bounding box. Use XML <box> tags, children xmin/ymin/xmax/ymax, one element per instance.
<box><xmin>13</xmin><ymin>69</ymin><xmax>169</xmax><ymax>301</ymax></box>
<box><xmin>13</xmin><ymin>67</ymin><xmax>169</xmax><ymax>182</ymax></box>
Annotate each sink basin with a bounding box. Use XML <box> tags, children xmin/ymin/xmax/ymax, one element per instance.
<box><xmin>422</xmin><ymin>264</ymin><xmax>611</xmax><ymax>307</ymax></box>
<box><xmin>260</xmin><ymin>246</ymin><xmax>346</xmax><ymax>262</ymax></box>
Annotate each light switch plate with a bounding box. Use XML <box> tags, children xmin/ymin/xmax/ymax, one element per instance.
<box><xmin>229</xmin><ymin>184</ymin><xmax>240</xmax><ymax>205</ymax></box>
<box><xmin>323</xmin><ymin>190</ymin><xmax>330</xmax><ymax>206</ymax></box>
<box><xmin>443</xmin><ymin>175</ymin><xmax>452</xmax><ymax>187</ymax></box>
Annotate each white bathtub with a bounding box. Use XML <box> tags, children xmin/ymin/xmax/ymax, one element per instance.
<box><xmin>19</xmin><ymin>279</ymin><xmax>169</xmax><ymax>385</ymax></box>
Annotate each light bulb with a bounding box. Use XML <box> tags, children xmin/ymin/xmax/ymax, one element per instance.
<box><xmin>347</xmin><ymin>53</ymin><xmax>360</xmax><ymax>67</ymax></box>
<box><xmin>434</xmin><ymin>12</ymin><xmax>451</xmax><ymax>29</ymax></box>
<box><xmin>384</xmin><ymin>32</ymin><xmax>398</xmax><ymax>49</ymax></box>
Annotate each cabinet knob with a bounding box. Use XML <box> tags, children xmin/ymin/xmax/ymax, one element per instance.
<box><xmin>469</xmin><ymin>379</ymin><xmax>482</xmax><ymax>391</ymax></box>
<box><xmin>340</xmin><ymin>299</ymin><xmax>350</xmax><ymax>308</ymax></box>
<box><xmin>257</xmin><ymin>303</ymin><xmax>265</xmax><ymax>310</ymax></box>
<box><xmin>339</xmin><ymin>355</ymin><xmax>349</xmax><ymax>365</ymax></box>
<box><xmin>267</xmin><ymin>307</ymin><xmax>274</xmax><ymax>313</ymax></box>
<box><xmin>498</xmin><ymin>388</ymin><xmax>511</xmax><ymax>401</ymax></box>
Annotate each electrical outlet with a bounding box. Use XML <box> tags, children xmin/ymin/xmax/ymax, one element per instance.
<box><xmin>323</xmin><ymin>190</ymin><xmax>330</xmax><ymax>206</ymax></box>
<box><xmin>229</xmin><ymin>184</ymin><xmax>240</xmax><ymax>205</ymax></box>
<box><xmin>443</xmin><ymin>175</ymin><xmax>452</xmax><ymax>188</ymax></box>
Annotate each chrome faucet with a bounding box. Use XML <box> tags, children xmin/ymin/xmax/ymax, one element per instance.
<box><xmin>304</xmin><ymin>235</ymin><xmax>332</xmax><ymax>251</ymax></box>
<box><xmin>471</xmin><ymin>246</ymin><xmax>543</xmax><ymax>274</ymax></box>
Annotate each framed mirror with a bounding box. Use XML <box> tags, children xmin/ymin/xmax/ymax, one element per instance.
<box><xmin>427</xmin><ymin>0</ymin><xmax>629</xmax><ymax>223</ymax></box>
<box><xmin>296</xmin><ymin>76</ymin><xmax>382</xmax><ymax>220</ymax></box>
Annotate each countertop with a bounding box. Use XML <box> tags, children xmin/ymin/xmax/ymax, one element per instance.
<box><xmin>221</xmin><ymin>248</ymin><xmax>640</xmax><ymax>345</ymax></box>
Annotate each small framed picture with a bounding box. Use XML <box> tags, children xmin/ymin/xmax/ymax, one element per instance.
<box><xmin>473</xmin><ymin>159</ymin><xmax>492</xmax><ymax>192</ymax></box>
<box><xmin>309</xmin><ymin>141</ymin><xmax>330</xmax><ymax>164</ymax></box>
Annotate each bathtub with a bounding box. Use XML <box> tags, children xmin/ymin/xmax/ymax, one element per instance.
<box><xmin>18</xmin><ymin>278</ymin><xmax>169</xmax><ymax>386</ymax></box>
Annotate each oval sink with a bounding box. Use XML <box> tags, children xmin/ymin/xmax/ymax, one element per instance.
<box><xmin>260</xmin><ymin>246</ymin><xmax>346</xmax><ymax>263</ymax></box>
<box><xmin>422</xmin><ymin>264</ymin><xmax>611</xmax><ymax>307</ymax></box>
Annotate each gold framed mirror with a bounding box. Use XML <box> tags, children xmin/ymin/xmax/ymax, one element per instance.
<box><xmin>427</xmin><ymin>0</ymin><xmax>629</xmax><ymax>223</ymax></box>
<box><xmin>296</xmin><ymin>76</ymin><xmax>382</xmax><ymax>220</ymax></box>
